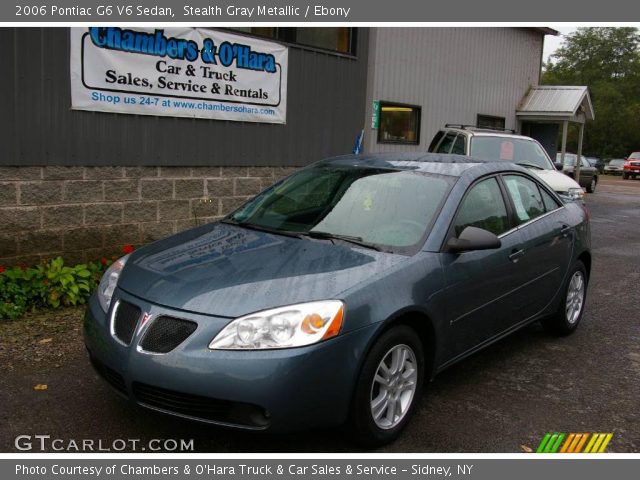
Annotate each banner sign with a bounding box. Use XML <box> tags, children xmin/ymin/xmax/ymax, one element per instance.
<box><xmin>70</xmin><ymin>27</ymin><xmax>288</xmax><ymax>123</ymax></box>
<box><xmin>4</xmin><ymin>459</ymin><xmax>640</xmax><ymax>480</ymax></box>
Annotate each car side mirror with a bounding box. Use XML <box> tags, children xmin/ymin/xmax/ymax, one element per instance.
<box><xmin>554</xmin><ymin>161</ymin><xmax>564</xmax><ymax>170</ymax></box>
<box><xmin>448</xmin><ymin>226</ymin><xmax>501</xmax><ymax>253</ymax></box>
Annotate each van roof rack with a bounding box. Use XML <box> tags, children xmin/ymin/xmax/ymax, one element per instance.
<box><xmin>444</xmin><ymin>124</ymin><xmax>517</xmax><ymax>134</ymax></box>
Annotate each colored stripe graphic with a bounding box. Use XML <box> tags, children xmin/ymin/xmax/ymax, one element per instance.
<box><xmin>584</xmin><ymin>433</ymin><xmax>614</xmax><ymax>453</ymax></box>
<box><xmin>536</xmin><ymin>433</ymin><xmax>613</xmax><ymax>453</ymax></box>
<box><xmin>536</xmin><ymin>433</ymin><xmax>565</xmax><ymax>453</ymax></box>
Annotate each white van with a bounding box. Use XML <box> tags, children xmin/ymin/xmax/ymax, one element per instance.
<box><xmin>429</xmin><ymin>125</ymin><xmax>584</xmax><ymax>201</ymax></box>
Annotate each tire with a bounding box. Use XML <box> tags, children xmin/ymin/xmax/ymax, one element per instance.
<box><xmin>622</xmin><ymin>173</ymin><xmax>629</xmax><ymax>180</ymax></box>
<box><xmin>541</xmin><ymin>260</ymin><xmax>588</xmax><ymax>336</ymax></box>
<box><xmin>586</xmin><ymin>177</ymin><xmax>597</xmax><ymax>193</ymax></box>
<box><xmin>349</xmin><ymin>325</ymin><xmax>424</xmax><ymax>446</ymax></box>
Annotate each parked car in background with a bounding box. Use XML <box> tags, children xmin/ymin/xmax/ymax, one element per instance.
<box><xmin>604</xmin><ymin>159</ymin><xmax>626</xmax><ymax>175</ymax></box>
<box><xmin>623</xmin><ymin>152</ymin><xmax>640</xmax><ymax>179</ymax></box>
<box><xmin>586</xmin><ymin>157</ymin><xmax>604</xmax><ymax>174</ymax></box>
<box><xmin>556</xmin><ymin>153</ymin><xmax>599</xmax><ymax>193</ymax></box>
<box><xmin>84</xmin><ymin>153</ymin><xmax>592</xmax><ymax>445</ymax></box>
<box><xmin>428</xmin><ymin>125</ymin><xmax>585</xmax><ymax>201</ymax></box>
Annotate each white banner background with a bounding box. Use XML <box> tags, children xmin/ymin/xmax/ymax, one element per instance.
<box><xmin>70</xmin><ymin>27</ymin><xmax>288</xmax><ymax>123</ymax></box>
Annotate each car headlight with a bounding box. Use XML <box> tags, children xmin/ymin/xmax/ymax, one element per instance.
<box><xmin>97</xmin><ymin>254</ymin><xmax>130</xmax><ymax>312</ymax></box>
<box><xmin>209</xmin><ymin>301</ymin><xmax>345</xmax><ymax>350</ymax></box>
<box><xmin>567</xmin><ymin>187</ymin><xmax>585</xmax><ymax>200</ymax></box>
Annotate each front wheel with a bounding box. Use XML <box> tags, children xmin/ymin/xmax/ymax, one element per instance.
<box><xmin>622</xmin><ymin>172</ymin><xmax>629</xmax><ymax>179</ymax></box>
<box><xmin>541</xmin><ymin>260</ymin><xmax>588</xmax><ymax>335</ymax></box>
<box><xmin>586</xmin><ymin>177</ymin><xmax>597</xmax><ymax>193</ymax></box>
<box><xmin>349</xmin><ymin>325</ymin><xmax>424</xmax><ymax>446</ymax></box>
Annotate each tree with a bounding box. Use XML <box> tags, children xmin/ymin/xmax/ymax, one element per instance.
<box><xmin>542</xmin><ymin>28</ymin><xmax>640</xmax><ymax>159</ymax></box>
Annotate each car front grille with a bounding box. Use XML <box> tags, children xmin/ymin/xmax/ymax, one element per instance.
<box><xmin>113</xmin><ymin>301</ymin><xmax>141</xmax><ymax>345</ymax></box>
<box><xmin>89</xmin><ymin>354</ymin><xmax>128</xmax><ymax>397</ymax></box>
<box><xmin>132</xmin><ymin>382</ymin><xmax>270</xmax><ymax>429</ymax></box>
<box><xmin>139</xmin><ymin>316</ymin><xmax>198</xmax><ymax>353</ymax></box>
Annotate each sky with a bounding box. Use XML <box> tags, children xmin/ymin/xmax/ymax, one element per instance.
<box><xmin>542</xmin><ymin>26</ymin><xmax>578</xmax><ymax>64</ymax></box>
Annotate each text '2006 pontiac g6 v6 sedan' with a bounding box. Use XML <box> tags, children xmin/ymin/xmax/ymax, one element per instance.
<box><xmin>84</xmin><ymin>153</ymin><xmax>592</xmax><ymax>445</ymax></box>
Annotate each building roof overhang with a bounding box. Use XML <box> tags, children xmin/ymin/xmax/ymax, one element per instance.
<box><xmin>517</xmin><ymin>85</ymin><xmax>594</xmax><ymax>123</ymax></box>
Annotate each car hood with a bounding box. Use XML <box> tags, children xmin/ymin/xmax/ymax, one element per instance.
<box><xmin>118</xmin><ymin>222</ymin><xmax>406</xmax><ymax>318</ymax></box>
<box><xmin>528</xmin><ymin>168</ymin><xmax>581</xmax><ymax>193</ymax></box>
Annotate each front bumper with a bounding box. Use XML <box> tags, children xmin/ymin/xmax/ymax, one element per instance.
<box><xmin>83</xmin><ymin>290</ymin><xmax>378</xmax><ymax>432</ymax></box>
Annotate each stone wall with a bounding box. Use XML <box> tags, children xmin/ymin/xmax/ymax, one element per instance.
<box><xmin>0</xmin><ymin>166</ymin><xmax>298</xmax><ymax>266</ymax></box>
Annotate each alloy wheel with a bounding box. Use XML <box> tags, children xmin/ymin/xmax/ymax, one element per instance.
<box><xmin>370</xmin><ymin>344</ymin><xmax>418</xmax><ymax>429</ymax></box>
<box><xmin>566</xmin><ymin>271</ymin><xmax>585</xmax><ymax>325</ymax></box>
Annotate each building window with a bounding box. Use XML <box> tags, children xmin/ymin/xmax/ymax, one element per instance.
<box><xmin>377</xmin><ymin>103</ymin><xmax>421</xmax><ymax>145</ymax></box>
<box><xmin>227</xmin><ymin>27</ymin><xmax>278</xmax><ymax>40</ymax></box>
<box><xmin>226</xmin><ymin>28</ymin><xmax>356</xmax><ymax>55</ymax></box>
<box><xmin>477</xmin><ymin>114</ymin><xmax>506</xmax><ymax>130</ymax></box>
<box><xmin>294</xmin><ymin>28</ymin><xmax>353</xmax><ymax>54</ymax></box>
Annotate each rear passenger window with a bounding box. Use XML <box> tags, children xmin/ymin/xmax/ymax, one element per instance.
<box><xmin>451</xmin><ymin>135</ymin><xmax>466</xmax><ymax>155</ymax></box>
<box><xmin>503</xmin><ymin>175</ymin><xmax>545</xmax><ymax>224</ymax></box>
<box><xmin>436</xmin><ymin>133</ymin><xmax>457</xmax><ymax>154</ymax></box>
<box><xmin>454</xmin><ymin>177</ymin><xmax>510</xmax><ymax>237</ymax></box>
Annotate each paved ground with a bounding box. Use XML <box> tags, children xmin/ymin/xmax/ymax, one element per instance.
<box><xmin>1</xmin><ymin>175</ymin><xmax>639</xmax><ymax>453</ymax></box>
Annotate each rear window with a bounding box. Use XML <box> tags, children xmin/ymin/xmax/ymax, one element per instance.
<box><xmin>428</xmin><ymin>131</ymin><xmax>445</xmax><ymax>152</ymax></box>
<box><xmin>558</xmin><ymin>153</ymin><xmax>577</xmax><ymax>166</ymax></box>
<box><xmin>470</xmin><ymin>137</ymin><xmax>553</xmax><ymax>170</ymax></box>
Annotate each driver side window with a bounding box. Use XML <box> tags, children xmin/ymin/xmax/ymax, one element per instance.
<box><xmin>453</xmin><ymin>177</ymin><xmax>510</xmax><ymax>237</ymax></box>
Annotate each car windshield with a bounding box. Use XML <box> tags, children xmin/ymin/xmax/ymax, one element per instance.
<box><xmin>227</xmin><ymin>166</ymin><xmax>452</xmax><ymax>252</ymax></box>
<box><xmin>629</xmin><ymin>152</ymin><xmax>640</xmax><ymax>160</ymax></box>
<box><xmin>469</xmin><ymin>136</ymin><xmax>554</xmax><ymax>170</ymax></box>
<box><xmin>609</xmin><ymin>159</ymin><xmax>625</xmax><ymax>166</ymax></box>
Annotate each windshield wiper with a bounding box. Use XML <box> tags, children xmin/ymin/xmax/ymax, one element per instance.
<box><xmin>220</xmin><ymin>218</ymin><xmax>304</xmax><ymax>239</ymax></box>
<box><xmin>305</xmin><ymin>230</ymin><xmax>385</xmax><ymax>252</ymax></box>
<box><xmin>516</xmin><ymin>162</ymin><xmax>545</xmax><ymax>170</ymax></box>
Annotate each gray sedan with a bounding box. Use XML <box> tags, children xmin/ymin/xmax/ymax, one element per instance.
<box><xmin>604</xmin><ymin>159</ymin><xmax>626</xmax><ymax>175</ymax></box>
<box><xmin>84</xmin><ymin>153</ymin><xmax>591</xmax><ymax>445</ymax></box>
<box><xmin>556</xmin><ymin>153</ymin><xmax>599</xmax><ymax>193</ymax></box>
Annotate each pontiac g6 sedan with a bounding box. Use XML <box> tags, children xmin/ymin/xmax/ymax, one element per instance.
<box><xmin>84</xmin><ymin>153</ymin><xmax>592</xmax><ymax>445</ymax></box>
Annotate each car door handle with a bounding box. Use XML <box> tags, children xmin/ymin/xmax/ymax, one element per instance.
<box><xmin>560</xmin><ymin>225</ymin><xmax>572</xmax><ymax>237</ymax></box>
<box><xmin>509</xmin><ymin>249</ymin><xmax>525</xmax><ymax>262</ymax></box>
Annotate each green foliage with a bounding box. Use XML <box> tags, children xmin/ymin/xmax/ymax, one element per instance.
<box><xmin>542</xmin><ymin>27</ymin><xmax>640</xmax><ymax>158</ymax></box>
<box><xmin>0</xmin><ymin>257</ymin><xmax>111</xmax><ymax>321</ymax></box>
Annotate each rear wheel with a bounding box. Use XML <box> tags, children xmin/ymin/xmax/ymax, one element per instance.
<box><xmin>349</xmin><ymin>325</ymin><xmax>424</xmax><ymax>446</ymax></box>
<box><xmin>541</xmin><ymin>260</ymin><xmax>587</xmax><ymax>336</ymax></box>
<box><xmin>586</xmin><ymin>177</ymin><xmax>597</xmax><ymax>193</ymax></box>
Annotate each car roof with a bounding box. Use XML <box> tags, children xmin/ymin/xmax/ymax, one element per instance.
<box><xmin>316</xmin><ymin>152</ymin><xmax>526</xmax><ymax>178</ymax></box>
<box><xmin>441</xmin><ymin>127</ymin><xmax>531</xmax><ymax>140</ymax></box>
